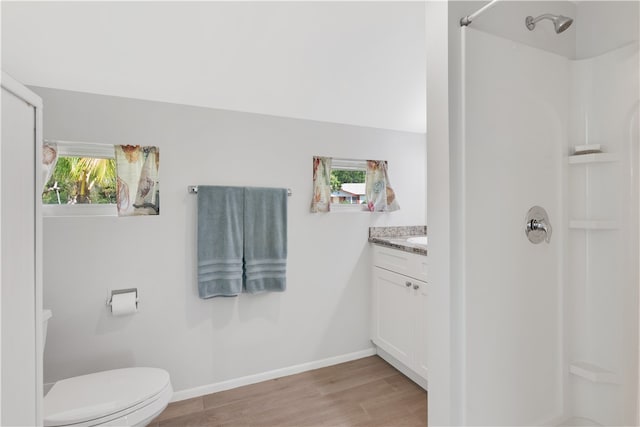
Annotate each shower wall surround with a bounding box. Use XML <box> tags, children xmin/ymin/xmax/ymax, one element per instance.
<box><xmin>462</xmin><ymin>28</ymin><xmax>567</xmax><ymax>425</ymax></box>
<box><xmin>565</xmin><ymin>41</ymin><xmax>639</xmax><ymax>426</ymax></box>
<box><xmin>449</xmin><ymin>1</ymin><xmax>639</xmax><ymax>425</ymax></box>
<box><xmin>36</xmin><ymin>87</ymin><xmax>426</xmax><ymax>395</ymax></box>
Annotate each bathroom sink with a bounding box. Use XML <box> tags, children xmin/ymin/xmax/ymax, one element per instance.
<box><xmin>406</xmin><ymin>236</ymin><xmax>428</xmax><ymax>246</ymax></box>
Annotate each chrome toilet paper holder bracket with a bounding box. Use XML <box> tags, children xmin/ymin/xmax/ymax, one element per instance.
<box><xmin>106</xmin><ymin>288</ymin><xmax>139</xmax><ymax>309</ymax></box>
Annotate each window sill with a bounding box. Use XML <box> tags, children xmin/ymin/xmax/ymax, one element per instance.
<box><xmin>330</xmin><ymin>204</ymin><xmax>369</xmax><ymax>213</ymax></box>
<box><xmin>43</xmin><ymin>204</ymin><xmax>117</xmax><ymax>217</ymax></box>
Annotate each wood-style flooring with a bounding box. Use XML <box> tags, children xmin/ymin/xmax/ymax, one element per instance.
<box><xmin>150</xmin><ymin>356</ymin><xmax>427</xmax><ymax>427</ymax></box>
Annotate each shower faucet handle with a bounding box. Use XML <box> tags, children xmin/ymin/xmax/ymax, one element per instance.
<box><xmin>525</xmin><ymin>206</ymin><xmax>552</xmax><ymax>244</ymax></box>
<box><xmin>528</xmin><ymin>219</ymin><xmax>548</xmax><ymax>234</ymax></box>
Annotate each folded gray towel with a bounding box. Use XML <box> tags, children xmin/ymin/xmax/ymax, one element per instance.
<box><xmin>243</xmin><ymin>187</ymin><xmax>288</xmax><ymax>293</ymax></box>
<box><xmin>197</xmin><ymin>186</ymin><xmax>244</xmax><ymax>298</ymax></box>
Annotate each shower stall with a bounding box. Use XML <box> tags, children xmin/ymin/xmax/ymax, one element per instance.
<box><xmin>450</xmin><ymin>1</ymin><xmax>639</xmax><ymax>425</ymax></box>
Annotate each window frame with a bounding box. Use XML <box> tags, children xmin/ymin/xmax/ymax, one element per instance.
<box><xmin>330</xmin><ymin>158</ymin><xmax>368</xmax><ymax>212</ymax></box>
<box><xmin>42</xmin><ymin>140</ymin><xmax>118</xmax><ymax>217</ymax></box>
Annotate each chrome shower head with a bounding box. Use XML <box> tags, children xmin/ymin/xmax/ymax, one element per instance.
<box><xmin>526</xmin><ymin>14</ymin><xmax>573</xmax><ymax>33</ymax></box>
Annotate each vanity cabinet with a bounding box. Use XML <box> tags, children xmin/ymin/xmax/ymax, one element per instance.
<box><xmin>371</xmin><ymin>245</ymin><xmax>428</xmax><ymax>384</ymax></box>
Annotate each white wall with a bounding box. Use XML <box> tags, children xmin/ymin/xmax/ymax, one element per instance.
<box><xmin>448</xmin><ymin>1</ymin><xmax>574</xmax><ymax>425</ymax></box>
<box><xmin>1</xmin><ymin>75</ymin><xmax>42</xmax><ymax>426</ymax></box>
<box><xmin>452</xmin><ymin>0</ymin><xmax>640</xmax><ymax>61</ymax></box>
<box><xmin>462</xmin><ymin>28</ymin><xmax>568</xmax><ymax>425</ymax></box>
<box><xmin>35</xmin><ymin>87</ymin><xmax>426</xmax><ymax>395</ymax></box>
<box><xmin>575</xmin><ymin>1</ymin><xmax>639</xmax><ymax>59</ymax></box>
<box><xmin>425</xmin><ymin>2</ymin><xmax>451</xmax><ymax>426</ymax></box>
<box><xmin>566</xmin><ymin>41</ymin><xmax>639</xmax><ymax>426</ymax></box>
<box><xmin>454</xmin><ymin>1</ymin><xmax>576</xmax><ymax>58</ymax></box>
<box><xmin>448</xmin><ymin>1</ymin><xmax>639</xmax><ymax>425</ymax></box>
<box><xmin>2</xmin><ymin>1</ymin><xmax>426</xmax><ymax>133</ymax></box>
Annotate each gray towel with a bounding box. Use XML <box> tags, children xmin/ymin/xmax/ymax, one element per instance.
<box><xmin>197</xmin><ymin>186</ymin><xmax>244</xmax><ymax>298</ymax></box>
<box><xmin>243</xmin><ymin>187</ymin><xmax>288</xmax><ymax>293</ymax></box>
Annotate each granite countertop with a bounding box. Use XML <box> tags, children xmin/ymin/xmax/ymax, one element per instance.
<box><xmin>368</xmin><ymin>226</ymin><xmax>427</xmax><ymax>256</ymax></box>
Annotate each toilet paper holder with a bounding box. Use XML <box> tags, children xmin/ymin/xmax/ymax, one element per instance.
<box><xmin>106</xmin><ymin>288</ymin><xmax>139</xmax><ymax>309</ymax></box>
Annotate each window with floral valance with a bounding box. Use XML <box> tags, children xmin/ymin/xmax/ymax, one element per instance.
<box><xmin>310</xmin><ymin>156</ymin><xmax>399</xmax><ymax>213</ymax></box>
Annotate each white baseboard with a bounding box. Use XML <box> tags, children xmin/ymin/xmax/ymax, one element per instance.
<box><xmin>375</xmin><ymin>346</ymin><xmax>428</xmax><ymax>391</ymax></box>
<box><xmin>171</xmin><ymin>347</ymin><xmax>377</xmax><ymax>402</ymax></box>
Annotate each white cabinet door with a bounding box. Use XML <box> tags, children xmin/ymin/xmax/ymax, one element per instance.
<box><xmin>1</xmin><ymin>74</ymin><xmax>43</xmax><ymax>426</ymax></box>
<box><xmin>371</xmin><ymin>245</ymin><xmax>428</xmax><ymax>383</ymax></box>
<box><xmin>372</xmin><ymin>267</ymin><xmax>413</xmax><ymax>367</ymax></box>
<box><xmin>414</xmin><ymin>279</ymin><xmax>429</xmax><ymax>380</ymax></box>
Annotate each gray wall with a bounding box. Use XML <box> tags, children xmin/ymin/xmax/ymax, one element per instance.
<box><xmin>36</xmin><ymin>87</ymin><xmax>427</xmax><ymax>393</ymax></box>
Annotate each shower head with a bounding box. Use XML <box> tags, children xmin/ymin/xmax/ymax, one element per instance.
<box><xmin>525</xmin><ymin>14</ymin><xmax>573</xmax><ymax>33</ymax></box>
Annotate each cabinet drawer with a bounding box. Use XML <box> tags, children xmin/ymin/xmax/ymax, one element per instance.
<box><xmin>373</xmin><ymin>245</ymin><xmax>427</xmax><ymax>282</ymax></box>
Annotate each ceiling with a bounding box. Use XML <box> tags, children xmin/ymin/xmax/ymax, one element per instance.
<box><xmin>1</xmin><ymin>1</ymin><xmax>426</xmax><ymax>133</ymax></box>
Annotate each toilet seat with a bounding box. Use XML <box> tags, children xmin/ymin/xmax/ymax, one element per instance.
<box><xmin>44</xmin><ymin>367</ymin><xmax>172</xmax><ymax>427</ymax></box>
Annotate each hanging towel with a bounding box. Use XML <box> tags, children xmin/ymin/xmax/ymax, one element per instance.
<box><xmin>197</xmin><ymin>186</ymin><xmax>244</xmax><ymax>298</ymax></box>
<box><xmin>243</xmin><ymin>187</ymin><xmax>288</xmax><ymax>293</ymax></box>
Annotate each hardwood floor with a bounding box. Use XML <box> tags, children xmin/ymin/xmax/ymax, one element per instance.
<box><xmin>150</xmin><ymin>356</ymin><xmax>427</xmax><ymax>426</ymax></box>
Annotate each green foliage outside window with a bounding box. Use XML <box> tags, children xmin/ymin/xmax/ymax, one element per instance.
<box><xmin>42</xmin><ymin>157</ymin><xmax>117</xmax><ymax>204</ymax></box>
<box><xmin>330</xmin><ymin>170</ymin><xmax>365</xmax><ymax>192</ymax></box>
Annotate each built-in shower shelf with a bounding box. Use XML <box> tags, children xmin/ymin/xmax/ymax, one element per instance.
<box><xmin>569</xmin><ymin>220</ymin><xmax>618</xmax><ymax>230</ymax></box>
<box><xmin>570</xmin><ymin>361</ymin><xmax>619</xmax><ymax>384</ymax></box>
<box><xmin>568</xmin><ymin>153</ymin><xmax>619</xmax><ymax>164</ymax></box>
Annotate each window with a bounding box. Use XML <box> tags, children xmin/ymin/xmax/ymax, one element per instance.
<box><xmin>311</xmin><ymin>156</ymin><xmax>399</xmax><ymax>213</ymax></box>
<box><xmin>330</xmin><ymin>158</ymin><xmax>368</xmax><ymax>211</ymax></box>
<box><xmin>42</xmin><ymin>140</ymin><xmax>117</xmax><ymax>217</ymax></box>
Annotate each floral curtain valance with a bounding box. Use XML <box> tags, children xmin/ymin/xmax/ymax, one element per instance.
<box><xmin>365</xmin><ymin>160</ymin><xmax>399</xmax><ymax>212</ymax></box>
<box><xmin>310</xmin><ymin>156</ymin><xmax>332</xmax><ymax>213</ymax></box>
<box><xmin>42</xmin><ymin>141</ymin><xmax>58</xmax><ymax>192</ymax></box>
<box><xmin>310</xmin><ymin>156</ymin><xmax>400</xmax><ymax>213</ymax></box>
<box><xmin>115</xmin><ymin>145</ymin><xmax>160</xmax><ymax>216</ymax></box>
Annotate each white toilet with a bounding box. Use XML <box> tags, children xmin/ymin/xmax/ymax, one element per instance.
<box><xmin>42</xmin><ymin>310</ymin><xmax>173</xmax><ymax>427</ymax></box>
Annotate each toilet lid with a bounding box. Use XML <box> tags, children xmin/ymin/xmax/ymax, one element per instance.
<box><xmin>44</xmin><ymin>367</ymin><xmax>170</xmax><ymax>426</ymax></box>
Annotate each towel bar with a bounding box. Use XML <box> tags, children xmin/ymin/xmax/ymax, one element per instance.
<box><xmin>188</xmin><ymin>186</ymin><xmax>292</xmax><ymax>196</ymax></box>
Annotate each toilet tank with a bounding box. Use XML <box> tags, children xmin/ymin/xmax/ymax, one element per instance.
<box><xmin>43</xmin><ymin>309</ymin><xmax>52</xmax><ymax>349</ymax></box>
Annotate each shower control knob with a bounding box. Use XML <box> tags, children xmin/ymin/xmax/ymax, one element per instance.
<box><xmin>525</xmin><ymin>205</ymin><xmax>552</xmax><ymax>244</ymax></box>
<box><xmin>528</xmin><ymin>219</ymin><xmax>548</xmax><ymax>233</ymax></box>
<box><xmin>413</xmin><ymin>284</ymin><xmax>420</xmax><ymax>290</ymax></box>
<box><xmin>405</xmin><ymin>281</ymin><xmax>412</xmax><ymax>287</ymax></box>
